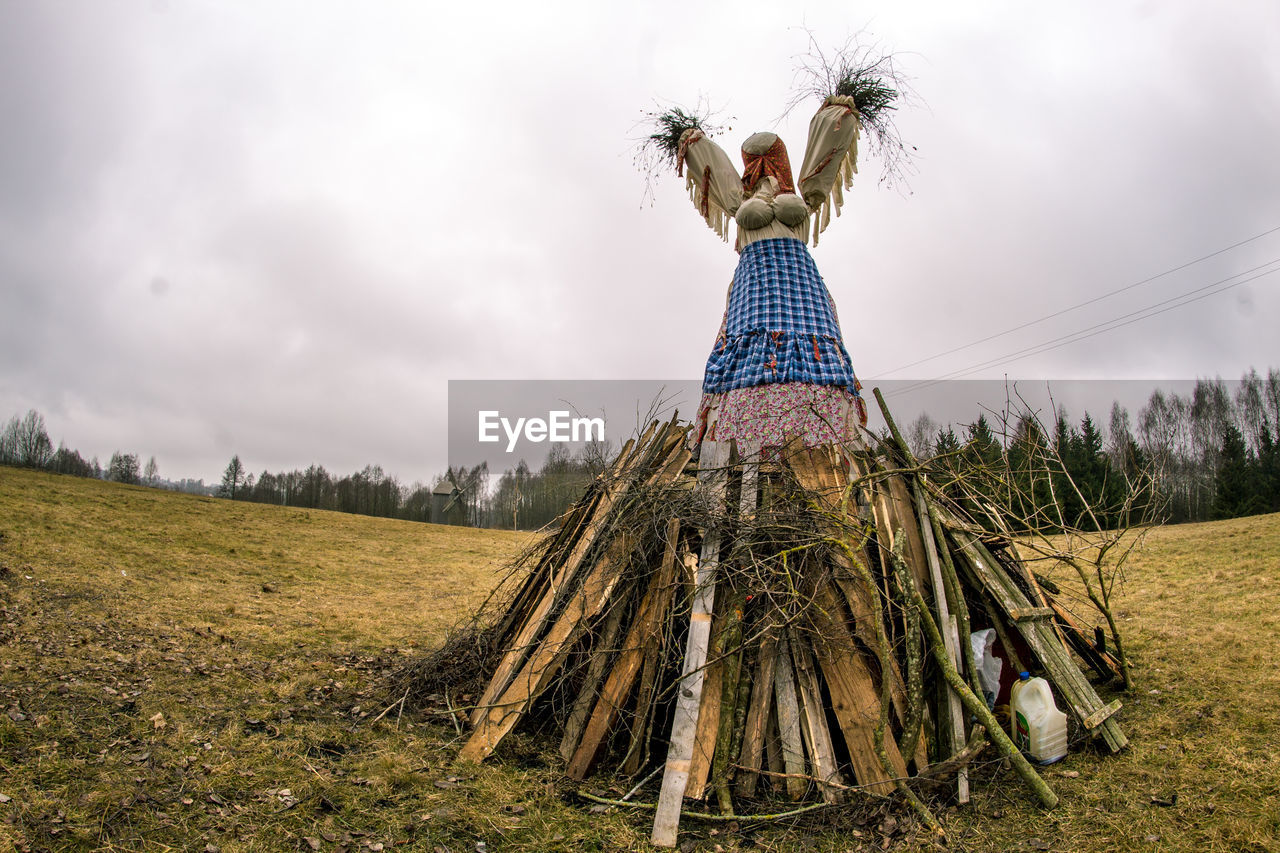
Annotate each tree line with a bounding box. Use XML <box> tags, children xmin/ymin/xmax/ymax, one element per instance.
<box><xmin>215</xmin><ymin>438</ymin><xmax>610</xmax><ymax>529</ymax></box>
<box><xmin>0</xmin><ymin>410</ymin><xmax>187</xmax><ymax>489</ymax></box>
<box><xmin>216</xmin><ymin>454</ymin><xmax>435</xmax><ymax>522</ymax></box>
<box><xmin>906</xmin><ymin>366</ymin><xmax>1280</xmax><ymax>526</ymax></box>
<box><xmin>0</xmin><ymin>405</ymin><xmax>609</xmax><ymax>529</ymax></box>
<box><xmin>7</xmin><ymin>366</ymin><xmax>1278</xmax><ymax>530</ymax></box>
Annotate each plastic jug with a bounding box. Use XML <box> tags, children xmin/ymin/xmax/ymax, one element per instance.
<box><xmin>1010</xmin><ymin>672</ymin><xmax>1068</xmax><ymax>764</ymax></box>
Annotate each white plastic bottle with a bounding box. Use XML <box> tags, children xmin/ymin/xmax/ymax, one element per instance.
<box><xmin>1010</xmin><ymin>671</ymin><xmax>1068</xmax><ymax>764</ymax></box>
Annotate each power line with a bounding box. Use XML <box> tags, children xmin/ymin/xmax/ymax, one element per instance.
<box><xmin>883</xmin><ymin>259</ymin><xmax>1280</xmax><ymax>399</ymax></box>
<box><xmin>876</xmin><ymin>223</ymin><xmax>1280</xmax><ymax>377</ymax></box>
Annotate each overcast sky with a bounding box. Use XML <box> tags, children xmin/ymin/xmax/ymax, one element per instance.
<box><xmin>2</xmin><ymin>1</ymin><xmax>1278</xmax><ymax>485</ymax></box>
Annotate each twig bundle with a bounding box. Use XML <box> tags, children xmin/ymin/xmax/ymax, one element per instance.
<box><xmin>405</xmin><ymin>396</ymin><xmax>1131</xmax><ymax>847</ymax></box>
<box><xmin>788</xmin><ymin>35</ymin><xmax>919</xmax><ymax>189</ymax></box>
<box><xmin>632</xmin><ymin>100</ymin><xmax>733</xmax><ymax>204</ymax></box>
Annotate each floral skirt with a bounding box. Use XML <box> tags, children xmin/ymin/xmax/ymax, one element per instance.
<box><xmin>695</xmin><ymin>381</ymin><xmax>868</xmax><ymax>459</ymax></box>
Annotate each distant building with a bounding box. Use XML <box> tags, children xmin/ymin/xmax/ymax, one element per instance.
<box><xmin>431</xmin><ymin>480</ymin><xmax>469</xmax><ymax>526</ymax></box>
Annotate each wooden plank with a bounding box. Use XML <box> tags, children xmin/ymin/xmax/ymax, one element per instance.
<box><xmin>885</xmin><ymin>473</ymin><xmax>930</xmax><ymax>594</ymax></box>
<box><xmin>772</xmin><ymin>633</ymin><xmax>808</xmax><ymax>800</ymax></box>
<box><xmin>764</xmin><ymin>709</ymin><xmax>785</xmax><ymax>793</ymax></box>
<box><xmin>739</xmin><ymin>459</ymin><xmax>759</xmax><ymax>518</ymax></box>
<box><xmin>564</xmin><ymin>520</ymin><xmax>686</xmax><ymax>774</ymax></box>
<box><xmin>472</xmin><ymin>425</ymin><xmax>657</xmax><ymax>725</ymax></box>
<box><xmin>787</xmin><ymin>450</ymin><xmax>922</xmax><ymax>766</ymax></box>
<box><xmin>783</xmin><ymin>443</ymin><xmax>845</xmax><ymax>506</ymax></box>
<box><xmin>981</xmin><ymin>517</ymin><xmax>1073</xmax><ymax>653</ymax></box>
<box><xmin>949</xmin><ymin>527</ymin><xmax>1128</xmax><ymax>752</ymax></box>
<box><xmin>1082</xmin><ymin>699</ymin><xmax>1123</xmax><ymax>730</ymax></box>
<box><xmin>967</xmin><ymin>535</ymin><xmax>1126</xmax><ymax>750</ymax></box>
<box><xmin>499</xmin><ymin>421</ymin><xmax>687</xmax><ymax>721</ymax></box>
<box><xmin>460</xmin><ymin>531</ymin><xmax>637</xmax><ymax>762</ymax></box>
<box><xmin>809</xmin><ymin>583</ymin><xmax>903</xmax><ymax>795</ymax></box>
<box><xmin>563</xmin><ymin>518</ymin><xmax>682</xmax><ymax>779</ymax></box>
<box><xmin>559</xmin><ymin>597</ymin><xmax>628</xmax><ymax>762</ymax></box>
<box><xmin>651</xmin><ymin>440</ymin><xmax>730</xmax><ymax>848</ymax></box>
<box><xmin>623</xmin><ymin>525</ymin><xmax>689</xmax><ymax>777</ymax></box>
<box><xmin>868</xmin><ymin>482</ymin><xmax>901</xmax><ymax>606</ymax></box>
<box><xmin>1048</xmin><ymin>598</ymin><xmax>1123</xmax><ymax>681</ymax></box>
<box><xmin>736</xmin><ymin>635</ymin><xmax>778</xmax><ymax>798</ymax></box>
<box><xmin>790</xmin><ymin>638</ymin><xmax>844</xmax><ymax>803</ymax></box>
<box><xmin>1010</xmin><ymin>606</ymin><xmax>1055</xmax><ymax>622</ymax></box>
<box><xmin>684</xmin><ymin>617</ymin><xmax>724</xmax><ymax>801</ymax></box>
<box><xmin>914</xmin><ymin>482</ymin><xmax>969</xmax><ymax>804</ymax></box>
<box><xmin>468</xmin><ymin>425</ymin><xmax>693</xmax><ymax>755</ymax></box>
<box><xmin>489</xmin><ymin>463</ymin><xmax>608</xmax><ymax>655</ymax></box>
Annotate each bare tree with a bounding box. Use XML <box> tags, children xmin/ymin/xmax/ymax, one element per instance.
<box><xmin>936</xmin><ymin>392</ymin><xmax>1161</xmax><ymax>689</ymax></box>
<box><xmin>1235</xmin><ymin>368</ymin><xmax>1270</xmax><ymax>456</ymax></box>
<box><xmin>220</xmin><ymin>455</ymin><xmax>246</xmax><ymax>499</ymax></box>
<box><xmin>107</xmin><ymin>452</ymin><xmax>141</xmax><ymax>485</ymax></box>
<box><xmin>1266</xmin><ymin>368</ymin><xmax>1280</xmax><ymax>441</ymax></box>
<box><xmin>0</xmin><ymin>415</ymin><xmax>16</xmax><ymax>464</ymax></box>
<box><xmin>2</xmin><ymin>410</ymin><xmax>54</xmax><ymax>468</ymax></box>
<box><xmin>1107</xmin><ymin>401</ymin><xmax>1135</xmax><ymax>473</ymax></box>
<box><xmin>905</xmin><ymin>412</ymin><xmax>939</xmax><ymax>461</ymax></box>
<box><xmin>143</xmin><ymin>456</ymin><xmax>160</xmax><ymax>487</ymax></box>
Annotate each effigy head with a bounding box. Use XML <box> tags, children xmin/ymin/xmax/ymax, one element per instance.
<box><xmin>741</xmin><ymin>132</ymin><xmax>795</xmax><ymax>196</ymax></box>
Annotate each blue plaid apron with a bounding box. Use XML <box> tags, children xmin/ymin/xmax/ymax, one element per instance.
<box><xmin>702</xmin><ymin>238</ymin><xmax>859</xmax><ymax>394</ymax></box>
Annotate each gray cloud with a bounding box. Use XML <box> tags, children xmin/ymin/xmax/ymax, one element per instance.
<box><xmin>2</xmin><ymin>1</ymin><xmax>1278</xmax><ymax>484</ymax></box>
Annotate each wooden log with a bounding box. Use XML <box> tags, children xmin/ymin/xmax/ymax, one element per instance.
<box><xmin>651</xmin><ymin>440</ymin><xmax>730</xmax><ymax>848</ymax></box>
<box><xmin>711</xmin><ymin>587</ymin><xmax>748</xmax><ymax>813</ymax></box>
<box><xmin>565</xmin><ymin>518</ymin><xmax>682</xmax><ymax>779</ymax></box>
<box><xmin>735</xmin><ymin>635</ymin><xmax>779</xmax><ymax>798</ymax></box>
<box><xmin>950</xmin><ymin>527</ymin><xmax>1128</xmax><ymax>752</ymax></box>
<box><xmin>772</xmin><ymin>633</ymin><xmax>808</xmax><ymax>800</ymax></box>
<box><xmin>460</xmin><ymin>531</ymin><xmax>637</xmax><ymax>762</ymax></box>
<box><xmin>914</xmin><ymin>482</ymin><xmax>969</xmax><ymax>804</ymax></box>
<box><xmin>472</xmin><ymin>423</ymin><xmax>659</xmax><ymax>725</ymax></box>
<box><xmin>786</xmin><ymin>447</ymin><xmax>925</xmax><ymax>770</ymax></box>
<box><xmin>809</xmin><ymin>583</ymin><xmax>904</xmax><ymax>795</ymax></box>
<box><xmin>623</xmin><ymin>526</ymin><xmax>688</xmax><ymax>777</ymax></box>
<box><xmin>559</xmin><ymin>597</ymin><xmax>629</xmax><ymax>761</ymax></box>
<box><xmin>790</xmin><ymin>637</ymin><xmax>844</xmax><ymax>803</ymax></box>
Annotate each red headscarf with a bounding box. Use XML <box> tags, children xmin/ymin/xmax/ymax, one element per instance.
<box><xmin>741</xmin><ymin>134</ymin><xmax>795</xmax><ymax>195</ymax></box>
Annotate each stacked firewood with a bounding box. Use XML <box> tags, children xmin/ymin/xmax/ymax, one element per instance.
<box><xmin>448</xmin><ymin>411</ymin><xmax>1127</xmax><ymax>846</ymax></box>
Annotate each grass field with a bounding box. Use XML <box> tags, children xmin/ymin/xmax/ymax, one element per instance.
<box><xmin>1</xmin><ymin>467</ymin><xmax>1278</xmax><ymax>852</ymax></box>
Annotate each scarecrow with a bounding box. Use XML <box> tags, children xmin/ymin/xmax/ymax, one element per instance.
<box><xmin>641</xmin><ymin>46</ymin><xmax>914</xmax><ymax>458</ymax></box>
<box><xmin>679</xmin><ymin>98</ymin><xmax>867</xmax><ymax>458</ymax></box>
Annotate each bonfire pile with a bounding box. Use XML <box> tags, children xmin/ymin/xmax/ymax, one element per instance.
<box><xmin>422</xmin><ymin>403</ymin><xmax>1127</xmax><ymax>846</ymax></box>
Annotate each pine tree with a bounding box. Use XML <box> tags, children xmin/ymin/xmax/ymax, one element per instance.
<box><xmin>1211</xmin><ymin>424</ymin><xmax>1264</xmax><ymax>519</ymax></box>
<box><xmin>933</xmin><ymin>425</ymin><xmax>960</xmax><ymax>457</ymax></box>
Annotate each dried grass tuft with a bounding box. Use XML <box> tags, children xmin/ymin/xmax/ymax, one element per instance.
<box><xmin>787</xmin><ymin>32</ymin><xmax>920</xmax><ymax>190</ymax></box>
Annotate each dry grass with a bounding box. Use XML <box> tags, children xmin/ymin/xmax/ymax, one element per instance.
<box><xmin>1</xmin><ymin>467</ymin><xmax>1278</xmax><ymax>852</ymax></box>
